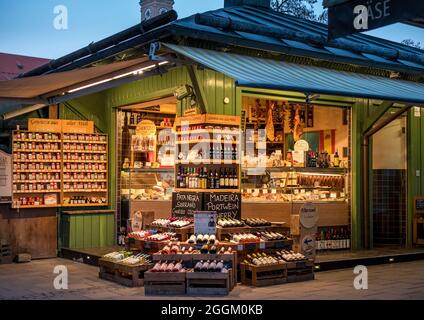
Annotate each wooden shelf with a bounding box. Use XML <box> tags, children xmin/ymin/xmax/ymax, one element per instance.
<box><xmin>175</xmin><ymin>188</ymin><xmax>239</xmax><ymax>193</ymax></box>
<box><xmin>14</xmin><ymin>180</ymin><xmax>61</xmax><ymax>183</ymax></box>
<box><xmin>14</xmin><ymin>139</ymin><xmax>61</xmax><ymax>143</ymax></box>
<box><xmin>176</xmin><ymin>160</ymin><xmax>240</xmax><ymax>165</ymax></box>
<box><xmin>12</xmin><ymin>204</ymin><xmax>59</xmax><ymax>209</ymax></box>
<box><xmin>13</xmin><ymin>159</ymin><xmax>61</xmax><ymax>163</ymax></box>
<box><xmin>63</xmin><ymin>189</ymin><xmax>108</xmax><ymax>193</ymax></box>
<box><xmin>61</xmin><ymin>203</ymin><xmax>109</xmax><ymax>207</ymax></box>
<box><xmin>64</xmin><ymin>170</ymin><xmax>107</xmax><ymax>173</ymax></box>
<box><xmin>63</xmin><ymin>140</ymin><xmax>107</xmax><ymax>144</ymax></box>
<box><xmin>14</xmin><ymin>149</ymin><xmax>61</xmax><ymax>153</ymax></box>
<box><xmin>14</xmin><ymin>170</ymin><xmax>61</xmax><ymax>173</ymax></box>
<box><xmin>176</xmin><ymin>140</ymin><xmax>239</xmax><ymax>145</ymax></box>
<box><xmin>177</xmin><ymin>129</ymin><xmax>240</xmax><ymax>135</ymax></box>
<box><xmin>63</xmin><ymin>150</ymin><xmax>106</xmax><ymax>154</ymax></box>
<box><xmin>14</xmin><ymin>190</ymin><xmax>61</xmax><ymax>194</ymax></box>
<box><xmin>63</xmin><ymin>179</ymin><xmax>107</xmax><ymax>183</ymax></box>
<box><xmin>63</xmin><ymin>160</ymin><xmax>107</xmax><ymax>163</ymax></box>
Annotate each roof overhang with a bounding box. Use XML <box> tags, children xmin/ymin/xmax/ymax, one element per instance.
<box><xmin>0</xmin><ymin>55</ymin><xmax>173</xmax><ymax>119</ymax></box>
<box><xmin>325</xmin><ymin>0</ymin><xmax>424</xmax><ymax>39</ymax></box>
<box><xmin>165</xmin><ymin>43</ymin><xmax>424</xmax><ymax>106</ymax></box>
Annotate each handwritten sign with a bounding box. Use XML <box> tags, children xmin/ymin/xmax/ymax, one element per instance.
<box><xmin>28</xmin><ymin>119</ymin><xmax>61</xmax><ymax>133</ymax></box>
<box><xmin>0</xmin><ymin>151</ymin><xmax>12</xmax><ymax>203</ymax></box>
<box><xmin>203</xmin><ymin>192</ymin><xmax>241</xmax><ymax>219</ymax></box>
<box><xmin>172</xmin><ymin>192</ymin><xmax>203</xmax><ymax>218</ymax></box>
<box><xmin>62</xmin><ymin>120</ymin><xmax>94</xmax><ymax>134</ymax></box>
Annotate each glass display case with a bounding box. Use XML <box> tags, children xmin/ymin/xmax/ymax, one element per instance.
<box><xmin>241</xmin><ymin>167</ymin><xmax>348</xmax><ymax>203</ymax></box>
<box><xmin>121</xmin><ymin>168</ymin><xmax>175</xmax><ymax>202</ymax></box>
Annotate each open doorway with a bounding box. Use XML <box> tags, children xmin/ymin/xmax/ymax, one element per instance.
<box><xmin>372</xmin><ymin>115</ymin><xmax>408</xmax><ymax>246</ymax></box>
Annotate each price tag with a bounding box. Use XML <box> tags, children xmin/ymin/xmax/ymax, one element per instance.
<box><xmin>330</xmin><ymin>192</ymin><xmax>337</xmax><ymax>199</ymax></box>
<box><xmin>313</xmin><ymin>189</ymin><xmax>319</xmax><ymax>194</ymax></box>
<box><xmin>271</xmin><ymin>189</ymin><xmax>277</xmax><ymax>194</ymax></box>
<box><xmin>253</xmin><ymin>189</ymin><xmax>260</xmax><ymax>195</ymax></box>
<box><xmin>300</xmin><ymin>189</ymin><xmax>306</xmax><ymax>194</ymax></box>
<box><xmin>294</xmin><ymin>189</ymin><xmax>299</xmax><ymax>195</ymax></box>
<box><xmin>247</xmin><ymin>189</ymin><xmax>252</xmax><ymax>194</ymax></box>
<box><xmin>262</xmin><ymin>189</ymin><xmax>268</xmax><ymax>194</ymax></box>
<box><xmin>320</xmin><ymin>193</ymin><xmax>327</xmax><ymax>199</ymax></box>
<box><xmin>259</xmin><ymin>241</ymin><xmax>266</xmax><ymax>249</ymax></box>
<box><xmin>237</xmin><ymin>244</ymin><xmax>244</xmax><ymax>251</ymax></box>
<box><xmin>340</xmin><ymin>192</ymin><xmax>346</xmax><ymax>198</ymax></box>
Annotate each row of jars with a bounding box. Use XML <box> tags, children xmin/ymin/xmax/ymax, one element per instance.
<box><xmin>63</xmin><ymin>153</ymin><xmax>106</xmax><ymax>161</ymax></box>
<box><xmin>15</xmin><ymin>196</ymin><xmax>47</xmax><ymax>206</ymax></box>
<box><xmin>13</xmin><ymin>182</ymin><xmax>60</xmax><ymax>192</ymax></box>
<box><xmin>13</xmin><ymin>172</ymin><xmax>60</xmax><ymax>181</ymax></box>
<box><xmin>63</xmin><ymin>172</ymin><xmax>106</xmax><ymax>180</ymax></box>
<box><xmin>64</xmin><ymin>163</ymin><xmax>107</xmax><ymax>171</ymax></box>
<box><xmin>14</xmin><ymin>162</ymin><xmax>60</xmax><ymax>171</ymax></box>
<box><xmin>14</xmin><ymin>142</ymin><xmax>60</xmax><ymax>151</ymax></box>
<box><xmin>63</xmin><ymin>133</ymin><xmax>106</xmax><ymax>142</ymax></box>
<box><xmin>63</xmin><ymin>143</ymin><xmax>106</xmax><ymax>152</ymax></box>
<box><xmin>15</xmin><ymin>132</ymin><xmax>60</xmax><ymax>141</ymax></box>
<box><xmin>14</xmin><ymin>152</ymin><xmax>61</xmax><ymax>161</ymax></box>
<box><xmin>63</xmin><ymin>182</ymin><xmax>107</xmax><ymax>190</ymax></box>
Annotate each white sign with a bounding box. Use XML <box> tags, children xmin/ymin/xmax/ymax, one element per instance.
<box><xmin>194</xmin><ymin>211</ymin><xmax>217</xmax><ymax>235</ymax></box>
<box><xmin>131</xmin><ymin>211</ymin><xmax>143</xmax><ymax>232</ymax></box>
<box><xmin>301</xmin><ymin>234</ymin><xmax>316</xmax><ymax>258</ymax></box>
<box><xmin>294</xmin><ymin>139</ymin><xmax>310</xmax><ymax>152</ymax></box>
<box><xmin>0</xmin><ymin>151</ymin><xmax>12</xmax><ymax>203</ymax></box>
<box><xmin>299</xmin><ymin>202</ymin><xmax>319</xmax><ymax>229</ymax></box>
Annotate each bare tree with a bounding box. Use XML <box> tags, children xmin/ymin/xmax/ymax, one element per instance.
<box><xmin>271</xmin><ymin>0</ymin><xmax>328</xmax><ymax>23</ymax></box>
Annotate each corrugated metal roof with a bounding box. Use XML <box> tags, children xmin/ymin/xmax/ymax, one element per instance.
<box><xmin>165</xmin><ymin>43</ymin><xmax>424</xmax><ymax>105</ymax></box>
<box><xmin>173</xmin><ymin>6</ymin><xmax>424</xmax><ymax>72</ymax></box>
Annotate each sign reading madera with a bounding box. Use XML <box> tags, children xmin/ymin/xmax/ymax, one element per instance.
<box><xmin>172</xmin><ymin>192</ymin><xmax>203</xmax><ymax>218</ymax></box>
<box><xmin>203</xmin><ymin>192</ymin><xmax>241</xmax><ymax>219</ymax></box>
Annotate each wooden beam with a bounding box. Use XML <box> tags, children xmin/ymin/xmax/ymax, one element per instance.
<box><xmin>363</xmin><ymin>101</ymin><xmax>394</xmax><ymax>133</ymax></box>
<box><xmin>186</xmin><ymin>65</ymin><xmax>208</xmax><ymax>114</ymax></box>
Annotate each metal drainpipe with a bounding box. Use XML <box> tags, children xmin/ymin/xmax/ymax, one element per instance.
<box><xmin>362</xmin><ymin>105</ymin><xmax>413</xmax><ymax>249</ymax></box>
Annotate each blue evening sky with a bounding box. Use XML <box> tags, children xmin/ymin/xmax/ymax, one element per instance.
<box><xmin>0</xmin><ymin>0</ymin><xmax>423</xmax><ymax>59</ymax></box>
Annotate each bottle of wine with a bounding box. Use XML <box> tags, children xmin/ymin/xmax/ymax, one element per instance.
<box><xmin>224</xmin><ymin>168</ymin><xmax>229</xmax><ymax>188</ymax></box>
<box><xmin>333</xmin><ymin>149</ymin><xmax>340</xmax><ymax>168</ymax></box>
<box><xmin>219</xmin><ymin>169</ymin><xmax>225</xmax><ymax>189</ymax></box>
<box><xmin>233</xmin><ymin>168</ymin><xmax>238</xmax><ymax>189</ymax></box>
<box><xmin>177</xmin><ymin>167</ymin><xmax>182</xmax><ymax>188</ymax></box>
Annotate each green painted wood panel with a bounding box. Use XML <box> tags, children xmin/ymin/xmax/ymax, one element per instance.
<box><xmin>75</xmin><ymin>216</ymin><xmax>85</xmax><ymax>249</ymax></box>
<box><xmin>83</xmin><ymin>215</ymin><xmax>92</xmax><ymax>248</ymax></box>
<box><xmin>99</xmin><ymin>215</ymin><xmax>107</xmax><ymax>247</ymax></box>
<box><xmin>69</xmin><ymin>216</ymin><xmax>76</xmax><ymax>249</ymax></box>
<box><xmin>91</xmin><ymin>215</ymin><xmax>100</xmax><ymax>248</ymax></box>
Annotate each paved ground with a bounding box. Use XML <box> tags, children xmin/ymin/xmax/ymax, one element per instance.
<box><xmin>0</xmin><ymin>258</ymin><xmax>423</xmax><ymax>300</ymax></box>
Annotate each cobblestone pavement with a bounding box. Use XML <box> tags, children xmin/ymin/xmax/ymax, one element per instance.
<box><xmin>0</xmin><ymin>258</ymin><xmax>423</xmax><ymax>300</ymax></box>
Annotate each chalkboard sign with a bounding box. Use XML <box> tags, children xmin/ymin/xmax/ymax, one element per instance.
<box><xmin>172</xmin><ymin>192</ymin><xmax>203</xmax><ymax>218</ymax></box>
<box><xmin>415</xmin><ymin>197</ymin><xmax>424</xmax><ymax>213</ymax></box>
<box><xmin>203</xmin><ymin>192</ymin><xmax>241</xmax><ymax>219</ymax></box>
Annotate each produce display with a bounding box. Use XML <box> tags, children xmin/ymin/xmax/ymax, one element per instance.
<box><xmin>256</xmin><ymin>231</ymin><xmax>287</xmax><ymax>241</ymax></box>
<box><xmin>151</xmin><ymin>260</ymin><xmax>185</xmax><ymax>272</ymax></box>
<box><xmin>231</xmin><ymin>233</ymin><xmax>260</xmax><ymax>243</ymax></box>
<box><xmin>194</xmin><ymin>260</ymin><xmax>229</xmax><ymax>273</ymax></box>
<box><xmin>217</xmin><ymin>218</ymin><xmax>245</xmax><ymax>228</ymax></box>
<box><xmin>243</xmin><ymin>218</ymin><xmax>272</xmax><ymax>227</ymax></box>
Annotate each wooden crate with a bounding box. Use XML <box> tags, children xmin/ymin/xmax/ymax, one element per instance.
<box><xmin>98</xmin><ymin>259</ymin><xmax>152</xmax><ymax>287</ymax></box>
<box><xmin>286</xmin><ymin>260</ymin><xmax>315</xmax><ymax>283</ymax></box>
<box><xmin>144</xmin><ymin>271</ymin><xmax>187</xmax><ymax>295</ymax></box>
<box><xmin>240</xmin><ymin>263</ymin><xmax>287</xmax><ymax>287</ymax></box>
<box><xmin>186</xmin><ymin>270</ymin><xmax>231</xmax><ymax>296</ymax></box>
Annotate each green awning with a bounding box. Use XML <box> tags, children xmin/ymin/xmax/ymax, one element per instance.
<box><xmin>165</xmin><ymin>44</ymin><xmax>424</xmax><ymax>105</ymax></box>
